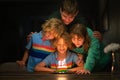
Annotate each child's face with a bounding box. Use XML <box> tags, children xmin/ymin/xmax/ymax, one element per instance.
<box><xmin>60</xmin><ymin>11</ymin><xmax>76</xmax><ymax>25</ymax></box>
<box><xmin>44</xmin><ymin>30</ymin><xmax>56</xmax><ymax>40</ymax></box>
<box><xmin>56</xmin><ymin>38</ymin><xmax>68</xmax><ymax>54</ymax></box>
<box><xmin>71</xmin><ymin>35</ymin><xmax>84</xmax><ymax>48</ymax></box>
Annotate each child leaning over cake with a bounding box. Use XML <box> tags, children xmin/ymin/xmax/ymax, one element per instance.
<box><xmin>70</xmin><ymin>23</ymin><xmax>111</xmax><ymax>74</ymax></box>
<box><xmin>34</xmin><ymin>32</ymin><xmax>83</xmax><ymax>73</ymax></box>
<box><xmin>16</xmin><ymin>18</ymin><xmax>65</xmax><ymax>72</ymax></box>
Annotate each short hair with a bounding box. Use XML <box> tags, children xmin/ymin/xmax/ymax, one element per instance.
<box><xmin>60</xmin><ymin>0</ymin><xmax>79</xmax><ymax>15</ymax></box>
<box><xmin>53</xmin><ymin>32</ymin><xmax>72</xmax><ymax>50</ymax></box>
<box><xmin>41</xmin><ymin>18</ymin><xmax>65</xmax><ymax>38</ymax></box>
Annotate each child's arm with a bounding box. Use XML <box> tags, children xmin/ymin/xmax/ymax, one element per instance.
<box><xmin>68</xmin><ymin>66</ymin><xmax>83</xmax><ymax>72</ymax></box>
<box><xmin>76</xmin><ymin>68</ymin><xmax>90</xmax><ymax>74</ymax></box>
<box><xmin>70</xmin><ymin>62</ymin><xmax>90</xmax><ymax>74</ymax></box>
<box><xmin>67</xmin><ymin>54</ymin><xmax>84</xmax><ymax>72</ymax></box>
<box><xmin>75</xmin><ymin>54</ymin><xmax>90</xmax><ymax>74</ymax></box>
<box><xmin>16</xmin><ymin>49</ymin><xmax>29</xmax><ymax>67</ymax></box>
<box><xmin>26</xmin><ymin>32</ymin><xmax>36</xmax><ymax>42</ymax></box>
<box><xmin>34</xmin><ymin>62</ymin><xmax>55</xmax><ymax>72</ymax></box>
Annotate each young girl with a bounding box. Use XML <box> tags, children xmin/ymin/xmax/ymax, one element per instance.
<box><xmin>35</xmin><ymin>32</ymin><xmax>83</xmax><ymax>73</ymax></box>
<box><xmin>70</xmin><ymin>23</ymin><xmax>112</xmax><ymax>74</ymax></box>
<box><xmin>16</xmin><ymin>18</ymin><xmax>65</xmax><ymax>72</ymax></box>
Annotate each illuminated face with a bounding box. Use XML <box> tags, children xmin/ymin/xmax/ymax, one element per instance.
<box><xmin>44</xmin><ymin>30</ymin><xmax>56</xmax><ymax>40</ymax></box>
<box><xmin>71</xmin><ymin>35</ymin><xmax>84</xmax><ymax>48</ymax></box>
<box><xmin>60</xmin><ymin>10</ymin><xmax>77</xmax><ymax>25</ymax></box>
<box><xmin>56</xmin><ymin>38</ymin><xmax>68</xmax><ymax>54</ymax></box>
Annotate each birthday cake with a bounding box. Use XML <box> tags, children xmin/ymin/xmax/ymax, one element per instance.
<box><xmin>56</xmin><ymin>68</ymin><xmax>67</xmax><ymax>73</ymax></box>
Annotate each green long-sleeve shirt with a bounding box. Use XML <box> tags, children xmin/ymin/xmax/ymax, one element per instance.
<box><xmin>73</xmin><ymin>28</ymin><xmax>112</xmax><ymax>72</ymax></box>
<box><xmin>73</xmin><ymin>28</ymin><xmax>101</xmax><ymax>71</ymax></box>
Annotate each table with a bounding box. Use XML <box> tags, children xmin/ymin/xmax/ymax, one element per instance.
<box><xmin>0</xmin><ymin>62</ymin><xmax>120</xmax><ymax>80</ymax></box>
<box><xmin>0</xmin><ymin>71</ymin><xmax>120</xmax><ymax>80</ymax></box>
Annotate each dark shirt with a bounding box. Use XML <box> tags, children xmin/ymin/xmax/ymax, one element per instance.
<box><xmin>48</xmin><ymin>11</ymin><xmax>89</xmax><ymax>33</ymax></box>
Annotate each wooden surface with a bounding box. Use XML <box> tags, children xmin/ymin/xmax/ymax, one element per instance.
<box><xmin>0</xmin><ymin>62</ymin><xmax>120</xmax><ymax>80</ymax></box>
<box><xmin>0</xmin><ymin>72</ymin><xmax>120</xmax><ymax>80</ymax></box>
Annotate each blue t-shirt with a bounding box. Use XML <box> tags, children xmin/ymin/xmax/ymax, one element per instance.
<box><xmin>42</xmin><ymin>51</ymin><xmax>78</xmax><ymax>69</ymax></box>
<box><xmin>26</xmin><ymin>31</ymin><xmax>55</xmax><ymax>72</ymax></box>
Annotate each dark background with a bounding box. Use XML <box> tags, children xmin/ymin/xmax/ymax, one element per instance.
<box><xmin>0</xmin><ymin>0</ymin><xmax>120</xmax><ymax>64</ymax></box>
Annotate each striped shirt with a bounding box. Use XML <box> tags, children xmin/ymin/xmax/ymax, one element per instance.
<box><xmin>26</xmin><ymin>31</ymin><xmax>55</xmax><ymax>72</ymax></box>
<box><xmin>42</xmin><ymin>51</ymin><xmax>78</xmax><ymax>69</ymax></box>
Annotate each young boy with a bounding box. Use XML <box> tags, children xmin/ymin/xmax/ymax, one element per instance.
<box><xmin>35</xmin><ymin>32</ymin><xmax>83</xmax><ymax>73</ymax></box>
<box><xmin>16</xmin><ymin>18</ymin><xmax>65</xmax><ymax>72</ymax></box>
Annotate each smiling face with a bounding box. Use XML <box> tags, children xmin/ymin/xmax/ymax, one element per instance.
<box><xmin>71</xmin><ymin>34</ymin><xmax>84</xmax><ymax>48</ymax></box>
<box><xmin>56</xmin><ymin>38</ymin><xmax>68</xmax><ymax>55</ymax></box>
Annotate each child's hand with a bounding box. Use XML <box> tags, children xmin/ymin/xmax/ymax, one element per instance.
<box><xmin>93</xmin><ymin>31</ymin><xmax>102</xmax><ymax>42</ymax></box>
<box><xmin>67</xmin><ymin>67</ymin><xmax>83</xmax><ymax>73</ymax></box>
<box><xmin>16</xmin><ymin>60</ymin><xmax>25</xmax><ymax>67</ymax></box>
<box><xmin>76</xmin><ymin>68</ymin><xmax>90</xmax><ymax>74</ymax></box>
<box><xmin>49</xmin><ymin>69</ymin><xmax>57</xmax><ymax>73</ymax></box>
<box><xmin>67</xmin><ymin>69</ymin><xmax>76</xmax><ymax>73</ymax></box>
<box><xmin>27</xmin><ymin>32</ymin><xmax>36</xmax><ymax>42</ymax></box>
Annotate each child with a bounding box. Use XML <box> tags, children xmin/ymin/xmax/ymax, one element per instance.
<box><xmin>35</xmin><ymin>32</ymin><xmax>83</xmax><ymax>73</ymax></box>
<box><xmin>70</xmin><ymin>23</ymin><xmax>112</xmax><ymax>74</ymax></box>
<box><xmin>16</xmin><ymin>18</ymin><xmax>65</xmax><ymax>72</ymax></box>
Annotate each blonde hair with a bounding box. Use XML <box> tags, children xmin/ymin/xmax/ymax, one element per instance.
<box><xmin>70</xmin><ymin>23</ymin><xmax>90</xmax><ymax>53</ymax></box>
<box><xmin>41</xmin><ymin>18</ymin><xmax>65</xmax><ymax>38</ymax></box>
<box><xmin>53</xmin><ymin>32</ymin><xmax>72</xmax><ymax>50</ymax></box>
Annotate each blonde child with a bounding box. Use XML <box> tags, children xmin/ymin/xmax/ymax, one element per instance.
<box><xmin>35</xmin><ymin>32</ymin><xmax>83</xmax><ymax>73</ymax></box>
<box><xmin>16</xmin><ymin>18</ymin><xmax>65</xmax><ymax>72</ymax></box>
